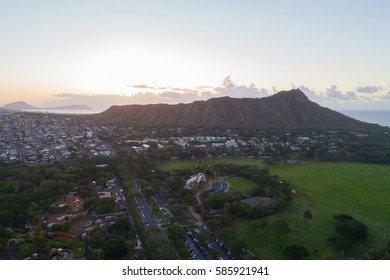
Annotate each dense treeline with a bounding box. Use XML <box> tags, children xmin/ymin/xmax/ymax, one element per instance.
<box><xmin>87</xmin><ymin>217</ymin><xmax>136</xmax><ymax>260</ymax></box>
<box><xmin>0</xmin><ymin>160</ymin><xmax>114</xmax><ymax>228</ymax></box>
<box><xmin>0</xmin><ymin>158</ymin><xmax>115</xmax><ymax>258</ymax></box>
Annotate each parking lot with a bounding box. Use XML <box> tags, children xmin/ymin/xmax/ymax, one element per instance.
<box><xmin>184</xmin><ymin>225</ymin><xmax>235</xmax><ymax>260</ymax></box>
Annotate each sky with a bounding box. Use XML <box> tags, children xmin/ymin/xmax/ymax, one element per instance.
<box><xmin>0</xmin><ymin>0</ymin><xmax>389</xmax><ymax>111</ymax></box>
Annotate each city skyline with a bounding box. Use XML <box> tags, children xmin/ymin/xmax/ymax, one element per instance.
<box><xmin>1</xmin><ymin>0</ymin><xmax>389</xmax><ymax>111</ymax></box>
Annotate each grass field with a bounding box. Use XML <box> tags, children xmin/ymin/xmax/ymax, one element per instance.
<box><xmin>232</xmin><ymin>162</ymin><xmax>390</xmax><ymax>259</ymax></box>
<box><xmin>156</xmin><ymin>157</ymin><xmax>264</xmax><ymax>171</ymax></box>
<box><xmin>227</xmin><ymin>177</ymin><xmax>255</xmax><ymax>193</ymax></box>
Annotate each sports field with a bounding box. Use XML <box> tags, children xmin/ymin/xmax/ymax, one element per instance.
<box><xmin>233</xmin><ymin>162</ymin><xmax>390</xmax><ymax>259</ymax></box>
<box><xmin>227</xmin><ymin>177</ymin><xmax>255</xmax><ymax>193</ymax></box>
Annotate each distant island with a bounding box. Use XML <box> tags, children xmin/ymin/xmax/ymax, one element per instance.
<box><xmin>43</xmin><ymin>105</ymin><xmax>93</xmax><ymax>111</ymax></box>
<box><xmin>1</xmin><ymin>101</ymin><xmax>92</xmax><ymax>111</ymax></box>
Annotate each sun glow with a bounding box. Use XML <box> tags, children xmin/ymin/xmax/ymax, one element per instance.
<box><xmin>61</xmin><ymin>43</ymin><xmax>222</xmax><ymax>95</ymax></box>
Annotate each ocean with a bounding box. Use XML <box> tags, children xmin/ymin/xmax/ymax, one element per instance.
<box><xmin>23</xmin><ymin>109</ymin><xmax>103</xmax><ymax>115</ymax></box>
<box><xmin>341</xmin><ymin>110</ymin><xmax>390</xmax><ymax>127</ymax></box>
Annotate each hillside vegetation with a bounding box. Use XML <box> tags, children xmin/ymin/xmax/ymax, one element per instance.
<box><xmin>96</xmin><ymin>89</ymin><xmax>380</xmax><ymax>130</ymax></box>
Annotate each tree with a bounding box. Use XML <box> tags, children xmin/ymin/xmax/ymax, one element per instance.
<box><xmin>336</xmin><ymin>219</ymin><xmax>367</xmax><ymax>240</ymax></box>
<box><xmin>366</xmin><ymin>240</ymin><xmax>390</xmax><ymax>260</ymax></box>
<box><xmin>182</xmin><ymin>194</ymin><xmax>196</xmax><ymax>205</ymax></box>
<box><xmin>88</xmin><ymin>227</ymin><xmax>105</xmax><ymax>249</ymax></box>
<box><xmin>303</xmin><ymin>210</ymin><xmax>313</xmax><ymax>220</ymax></box>
<box><xmin>328</xmin><ymin>214</ymin><xmax>368</xmax><ymax>252</ymax></box>
<box><xmin>16</xmin><ymin>244</ymin><xmax>36</xmax><ymax>259</ymax></box>
<box><xmin>0</xmin><ymin>210</ymin><xmax>15</xmax><ymax>226</ymax></box>
<box><xmin>332</xmin><ymin>214</ymin><xmax>353</xmax><ymax>222</ymax></box>
<box><xmin>33</xmin><ymin>234</ymin><xmax>47</xmax><ymax>249</ymax></box>
<box><xmin>218</xmin><ymin>228</ymin><xmax>247</xmax><ymax>256</ymax></box>
<box><xmin>166</xmin><ymin>224</ymin><xmax>185</xmax><ymax>245</ymax></box>
<box><xmin>249</xmin><ymin>206</ymin><xmax>265</xmax><ymax>219</ymax></box>
<box><xmin>108</xmin><ymin>217</ymin><xmax>132</xmax><ymax>237</ymax></box>
<box><xmin>44</xmin><ymin>167</ymin><xmax>63</xmax><ymax>179</ymax></box>
<box><xmin>103</xmin><ymin>238</ymin><xmax>128</xmax><ymax>259</ymax></box>
<box><xmin>327</xmin><ymin>236</ymin><xmax>353</xmax><ymax>251</ymax></box>
<box><xmin>332</xmin><ymin>214</ymin><xmax>367</xmax><ymax>240</ymax></box>
<box><xmin>219</xmin><ymin>214</ymin><xmax>232</xmax><ymax>226</ymax></box>
<box><xmin>91</xmin><ymin>248</ymin><xmax>105</xmax><ymax>260</ymax></box>
<box><xmin>283</xmin><ymin>245</ymin><xmax>309</xmax><ymax>259</ymax></box>
<box><xmin>207</xmin><ymin>219</ymin><xmax>222</xmax><ymax>231</ymax></box>
<box><xmin>83</xmin><ymin>197</ymin><xmax>96</xmax><ymax>209</ymax></box>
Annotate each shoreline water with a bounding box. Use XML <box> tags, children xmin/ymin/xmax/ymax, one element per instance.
<box><xmin>341</xmin><ymin>110</ymin><xmax>390</xmax><ymax>127</ymax></box>
<box><xmin>23</xmin><ymin>109</ymin><xmax>103</xmax><ymax>115</ymax></box>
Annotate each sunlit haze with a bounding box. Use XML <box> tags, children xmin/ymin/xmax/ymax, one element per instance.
<box><xmin>1</xmin><ymin>0</ymin><xmax>389</xmax><ymax>111</ymax></box>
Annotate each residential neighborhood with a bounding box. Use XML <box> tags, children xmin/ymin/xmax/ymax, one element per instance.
<box><xmin>1</xmin><ymin>111</ymin><xmax>387</xmax><ymax>166</ymax></box>
<box><xmin>0</xmin><ymin>112</ymin><xmax>114</xmax><ymax>164</ymax></box>
<box><xmin>0</xmin><ymin>111</ymin><xmax>389</xmax><ymax>261</ymax></box>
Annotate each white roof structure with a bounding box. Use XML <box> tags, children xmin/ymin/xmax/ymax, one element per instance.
<box><xmin>184</xmin><ymin>173</ymin><xmax>206</xmax><ymax>189</ymax></box>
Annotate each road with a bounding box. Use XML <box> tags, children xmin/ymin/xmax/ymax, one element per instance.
<box><xmin>114</xmin><ymin>176</ymin><xmax>143</xmax><ymax>249</ymax></box>
<box><xmin>134</xmin><ymin>197</ymin><xmax>158</xmax><ymax>228</ymax></box>
<box><xmin>6</xmin><ymin>239</ymin><xmax>16</xmax><ymax>260</ymax></box>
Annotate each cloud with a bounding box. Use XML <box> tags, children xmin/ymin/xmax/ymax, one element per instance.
<box><xmin>323</xmin><ymin>85</ymin><xmax>358</xmax><ymax>100</ymax></box>
<box><xmin>194</xmin><ymin>86</ymin><xmax>215</xmax><ymax>89</ymax></box>
<box><xmin>47</xmin><ymin>77</ymin><xmax>272</xmax><ymax>111</ymax></box>
<box><xmin>53</xmin><ymin>93</ymin><xmax>84</xmax><ymax>98</ymax></box>
<box><xmin>159</xmin><ymin>91</ymin><xmax>186</xmax><ymax>99</ymax></box>
<box><xmin>157</xmin><ymin>78</ymin><xmax>270</xmax><ymax>102</ymax></box>
<box><xmin>49</xmin><ymin>79</ymin><xmax>388</xmax><ymax>112</ymax></box>
<box><xmin>216</xmin><ymin>80</ymin><xmax>270</xmax><ymax>98</ymax></box>
<box><xmin>356</xmin><ymin>85</ymin><xmax>383</xmax><ymax>94</ymax></box>
<box><xmin>131</xmin><ymin>85</ymin><xmax>154</xmax><ymax>89</ymax></box>
<box><xmin>298</xmin><ymin>86</ymin><xmax>322</xmax><ymax>101</ymax></box>
<box><xmin>345</xmin><ymin>91</ymin><xmax>358</xmax><ymax>99</ymax></box>
<box><xmin>130</xmin><ymin>85</ymin><xmax>194</xmax><ymax>91</ymax></box>
<box><xmin>155</xmin><ymin>76</ymin><xmax>270</xmax><ymax>100</ymax></box>
<box><xmin>380</xmin><ymin>91</ymin><xmax>390</xmax><ymax>100</ymax></box>
<box><xmin>325</xmin><ymin>85</ymin><xmax>344</xmax><ymax>98</ymax></box>
<box><xmin>155</xmin><ymin>89</ymin><xmax>202</xmax><ymax>102</ymax></box>
<box><xmin>222</xmin><ymin>76</ymin><xmax>235</xmax><ymax>89</ymax></box>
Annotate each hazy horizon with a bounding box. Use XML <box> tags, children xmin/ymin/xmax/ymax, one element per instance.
<box><xmin>2</xmin><ymin>93</ymin><xmax>390</xmax><ymax>127</ymax></box>
<box><xmin>1</xmin><ymin>1</ymin><xmax>389</xmax><ymax>112</ymax></box>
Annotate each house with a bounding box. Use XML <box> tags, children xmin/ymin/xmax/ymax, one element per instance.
<box><xmin>98</xmin><ymin>191</ymin><xmax>112</xmax><ymax>199</ymax></box>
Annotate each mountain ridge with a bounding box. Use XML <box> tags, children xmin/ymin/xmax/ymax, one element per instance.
<box><xmin>1</xmin><ymin>101</ymin><xmax>40</xmax><ymax>110</ymax></box>
<box><xmin>95</xmin><ymin>89</ymin><xmax>381</xmax><ymax>130</ymax></box>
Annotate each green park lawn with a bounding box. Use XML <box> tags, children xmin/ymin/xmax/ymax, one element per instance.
<box><xmin>233</xmin><ymin>162</ymin><xmax>390</xmax><ymax>259</ymax></box>
<box><xmin>227</xmin><ymin>177</ymin><xmax>255</xmax><ymax>193</ymax></box>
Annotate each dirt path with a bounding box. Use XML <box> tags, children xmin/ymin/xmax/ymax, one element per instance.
<box><xmin>188</xmin><ymin>205</ymin><xmax>204</xmax><ymax>226</ymax></box>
